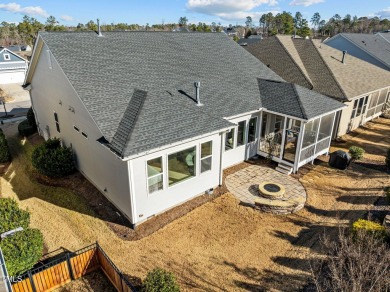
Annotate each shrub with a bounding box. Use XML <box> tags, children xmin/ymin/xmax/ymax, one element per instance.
<box><xmin>0</xmin><ymin>198</ymin><xmax>30</xmax><ymax>234</ymax></box>
<box><xmin>0</xmin><ymin>129</ymin><xmax>11</xmax><ymax>163</ymax></box>
<box><xmin>18</xmin><ymin>119</ymin><xmax>36</xmax><ymax>137</ymax></box>
<box><xmin>0</xmin><ymin>228</ymin><xmax>44</xmax><ymax>276</ymax></box>
<box><xmin>31</xmin><ymin>138</ymin><xmax>75</xmax><ymax>177</ymax></box>
<box><xmin>386</xmin><ymin>148</ymin><xmax>390</xmax><ymax>171</ymax></box>
<box><xmin>142</xmin><ymin>268</ymin><xmax>180</xmax><ymax>292</ymax></box>
<box><xmin>349</xmin><ymin>146</ymin><xmax>365</xmax><ymax>160</ymax></box>
<box><xmin>26</xmin><ymin>107</ymin><xmax>37</xmax><ymax>129</ymax></box>
<box><xmin>352</xmin><ymin>219</ymin><xmax>387</xmax><ymax>240</ymax></box>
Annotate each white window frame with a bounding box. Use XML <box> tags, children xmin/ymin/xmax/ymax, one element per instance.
<box><xmin>225</xmin><ymin>128</ymin><xmax>235</xmax><ymax>151</ymax></box>
<box><xmin>236</xmin><ymin>121</ymin><xmax>246</xmax><ymax>147</ymax></box>
<box><xmin>200</xmin><ymin>141</ymin><xmax>212</xmax><ymax>174</ymax></box>
<box><xmin>3</xmin><ymin>54</ymin><xmax>10</xmax><ymax>61</ymax></box>
<box><xmin>167</xmin><ymin>145</ymin><xmax>197</xmax><ymax>188</ymax></box>
<box><xmin>146</xmin><ymin>156</ymin><xmax>164</xmax><ymax>195</ymax></box>
<box><xmin>248</xmin><ymin>116</ymin><xmax>258</xmax><ymax>142</ymax></box>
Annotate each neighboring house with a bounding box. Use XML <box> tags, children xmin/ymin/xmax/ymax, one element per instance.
<box><xmin>237</xmin><ymin>35</ymin><xmax>262</xmax><ymax>46</ymax></box>
<box><xmin>25</xmin><ymin>32</ymin><xmax>344</xmax><ymax>227</ymax></box>
<box><xmin>223</xmin><ymin>27</ymin><xmax>238</xmax><ymax>37</ymax></box>
<box><xmin>0</xmin><ymin>48</ymin><xmax>29</xmax><ymax>84</ymax></box>
<box><xmin>324</xmin><ymin>33</ymin><xmax>390</xmax><ymax>71</ymax></box>
<box><xmin>245</xmin><ymin>35</ymin><xmax>390</xmax><ymax>136</ymax></box>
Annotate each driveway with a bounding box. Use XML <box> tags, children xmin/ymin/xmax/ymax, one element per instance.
<box><xmin>0</xmin><ymin>83</ymin><xmax>31</xmax><ymax>118</ymax></box>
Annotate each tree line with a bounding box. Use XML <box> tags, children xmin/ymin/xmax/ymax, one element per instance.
<box><xmin>0</xmin><ymin>13</ymin><xmax>389</xmax><ymax>46</ymax></box>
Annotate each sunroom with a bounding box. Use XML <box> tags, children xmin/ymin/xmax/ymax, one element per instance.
<box><xmin>257</xmin><ymin>79</ymin><xmax>346</xmax><ymax>173</ymax></box>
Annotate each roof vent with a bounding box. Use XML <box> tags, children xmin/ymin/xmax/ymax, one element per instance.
<box><xmin>97</xmin><ymin>18</ymin><xmax>103</xmax><ymax>37</ymax></box>
<box><xmin>194</xmin><ymin>81</ymin><xmax>203</xmax><ymax>106</ymax></box>
<box><xmin>342</xmin><ymin>50</ymin><xmax>347</xmax><ymax>64</ymax></box>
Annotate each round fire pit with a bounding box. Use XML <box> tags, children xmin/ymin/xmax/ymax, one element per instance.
<box><xmin>258</xmin><ymin>181</ymin><xmax>285</xmax><ymax>199</ymax></box>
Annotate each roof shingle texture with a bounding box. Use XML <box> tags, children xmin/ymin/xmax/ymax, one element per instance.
<box><xmin>39</xmin><ymin>31</ymin><xmax>284</xmax><ymax>157</ymax></box>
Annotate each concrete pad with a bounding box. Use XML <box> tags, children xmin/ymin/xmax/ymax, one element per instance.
<box><xmin>0</xmin><ymin>84</ymin><xmax>30</xmax><ymax>103</ymax></box>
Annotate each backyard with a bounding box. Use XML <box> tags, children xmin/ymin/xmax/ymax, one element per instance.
<box><xmin>0</xmin><ymin>118</ymin><xmax>389</xmax><ymax>291</ymax></box>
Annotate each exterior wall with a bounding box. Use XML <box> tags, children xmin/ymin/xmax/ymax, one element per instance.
<box><xmin>325</xmin><ymin>36</ymin><xmax>390</xmax><ymax>71</ymax></box>
<box><xmin>130</xmin><ymin>133</ymin><xmax>222</xmax><ymax>225</ymax></box>
<box><xmin>222</xmin><ymin>112</ymin><xmax>260</xmax><ymax>168</ymax></box>
<box><xmin>30</xmin><ymin>42</ymin><xmax>133</xmax><ymax>222</ymax></box>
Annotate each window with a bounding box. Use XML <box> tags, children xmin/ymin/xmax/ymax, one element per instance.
<box><xmin>318</xmin><ymin>113</ymin><xmax>335</xmax><ymax>141</ymax></box>
<box><xmin>274</xmin><ymin>116</ymin><xmax>283</xmax><ymax>133</ymax></box>
<box><xmin>302</xmin><ymin>118</ymin><xmax>320</xmax><ymax>148</ymax></box>
<box><xmin>225</xmin><ymin>129</ymin><xmax>235</xmax><ymax>151</ymax></box>
<box><xmin>168</xmin><ymin>146</ymin><xmax>196</xmax><ymax>186</ymax></box>
<box><xmin>3</xmin><ymin>54</ymin><xmax>10</xmax><ymax>61</ymax></box>
<box><xmin>351</xmin><ymin>99</ymin><xmax>358</xmax><ymax>119</ymax></box>
<box><xmin>356</xmin><ymin>97</ymin><xmax>364</xmax><ymax>116</ymax></box>
<box><xmin>73</xmin><ymin>126</ymin><xmax>79</xmax><ymax>132</ymax></box>
<box><xmin>54</xmin><ymin>112</ymin><xmax>60</xmax><ymax>133</ymax></box>
<box><xmin>200</xmin><ymin>141</ymin><xmax>212</xmax><ymax>173</ymax></box>
<box><xmin>147</xmin><ymin>157</ymin><xmax>163</xmax><ymax>193</ymax></box>
<box><xmin>237</xmin><ymin>121</ymin><xmax>246</xmax><ymax>146</ymax></box>
<box><xmin>248</xmin><ymin>117</ymin><xmax>257</xmax><ymax>142</ymax></box>
<box><xmin>81</xmin><ymin>132</ymin><xmax>88</xmax><ymax>138</ymax></box>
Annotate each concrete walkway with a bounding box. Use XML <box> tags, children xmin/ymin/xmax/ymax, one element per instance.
<box><xmin>225</xmin><ymin>164</ymin><xmax>307</xmax><ymax>207</ymax></box>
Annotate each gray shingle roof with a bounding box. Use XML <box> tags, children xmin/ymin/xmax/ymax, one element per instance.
<box><xmin>38</xmin><ymin>31</ymin><xmax>284</xmax><ymax>157</ymax></box>
<box><xmin>258</xmin><ymin>79</ymin><xmax>345</xmax><ymax>120</ymax></box>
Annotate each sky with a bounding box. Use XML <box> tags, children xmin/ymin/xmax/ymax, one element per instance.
<box><xmin>0</xmin><ymin>0</ymin><xmax>389</xmax><ymax>26</ymax></box>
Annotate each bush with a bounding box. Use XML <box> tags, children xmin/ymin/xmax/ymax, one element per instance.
<box><xmin>352</xmin><ymin>219</ymin><xmax>387</xmax><ymax>240</ymax></box>
<box><xmin>18</xmin><ymin>119</ymin><xmax>36</xmax><ymax>137</ymax></box>
<box><xmin>31</xmin><ymin>138</ymin><xmax>75</xmax><ymax>177</ymax></box>
<box><xmin>143</xmin><ymin>268</ymin><xmax>180</xmax><ymax>292</ymax></box>
<box><xmin>0</xmin><ymin>198</ymin><xmax>30</xmax><ymax>234</ymax></box>
<box><xmin>386</xmin><ymin>148</ymin><xmax>390</xmax><ymax>171</ymax></box>
<box><xmin>26</xmin><ymin>107</ymin><xmax>37</xmax><ymax>129</ymax></box>
<box><xmin>0</xmin><ymin>228</ymin><xmax>44</xmax><ymax>276</ymax></box>
<box><xmin>0</xmin><ymin>129</ymin><xmax>11</xmax><ymax>163</ymax></box>
<box><xmin>349</xmin><ymin>146</ymin><xmax>365</xmax><ymax>160</ymax></box>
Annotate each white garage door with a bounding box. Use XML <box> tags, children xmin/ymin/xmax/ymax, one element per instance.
<box><xmin>0</xmin><ymin>71</ymin><xmax>26</xmax><ymax>84</ymax></box>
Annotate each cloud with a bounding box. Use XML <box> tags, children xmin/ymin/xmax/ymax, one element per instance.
<box><xmin>377</xmin><ymin>7</ymin><xmax>390</xmax><ymax>18</ymax></box>
<box><xmin>186</xmin><ymin>0</ymin><xmax>278</xmax><ymax>21</ymax></box>
<box><xmin>289</xmin><ymin>0</ymin><xmax>324</xmax><ymax>7</ymax></box>
<box><xmin>60</xmin><ymin>15</ymin><xmax>75</xmax><ymax>22</ymax></box>
<box><xmin>217</xmin><ymin>10</ymin><xmax>281</xmax><ymax>21</ymax></box>
<box><xmin>0</xmin><ymin>2</ymin><xmax>48</xmax><ymax>17</ymax></box>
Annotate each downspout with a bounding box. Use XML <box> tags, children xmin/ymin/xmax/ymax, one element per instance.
<box><xmin>219</xmin><ymin>132</ymin><xmax>224</xmax><ymax>186</ymax></box>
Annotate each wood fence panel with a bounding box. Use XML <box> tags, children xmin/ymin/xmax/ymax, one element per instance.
<box><xmin>32</xmin><ymin>262</ymin><xmax>70</xmax><ymax>292</ymax></box>
<box><xmin>98</xmin><ymin>249</ymin><xmax>123</xmax><ymax>291</ymax></box>
<box><xmin>70</xmin><ymin>248</ymin><xmax>99</xmax><ymax>279</ymax></box>
<box><xmin>11</xmin><ymin>278</ymin><xmax>33</xmax><ymax>292</ymax></box>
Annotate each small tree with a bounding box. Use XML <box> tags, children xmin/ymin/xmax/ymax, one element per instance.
<box><xmin>143</xmin><ymin>268</ymin><xmax>180</xmax><ymax>292</ymax></box>
<box><xmin>0</xmin><ymin>128</ymin><xmax>11</xmax><ymax>162</ymax></box>
<box><xmin>0</xmin><ymin>228</ymin><xmax>44</xmax><ymax>276</ymax></box>
<box><xmin>31</xmin><ymin>138</ymin><xmax>75</xmax><ymax>177</ymax></box>
<box><xmin>0</xmin><ymin>198</ymin><xmax>30</xmax><ymax>234</ymax></box>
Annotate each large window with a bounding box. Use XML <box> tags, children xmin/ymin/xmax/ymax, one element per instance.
<box><xmin>147</xmin><ymin>157</ymin><xmax>163</xmax><ymax>194</ymax></box>
<box><xmin>200</xmin><ymin>141</ymin><xmax>212</xmax><ymax>173</ymax></box>
<box><xmin>318</xmin><ymin>113</ymin><xmax>335</xmax><ymax>141</ymax></box>
<box><xmin>248</xmin><ymin>117</ymin><xmax>257</xmax><ymax>142</ymax></box>
<box><xmin>225</xmin><ymin>129</ymin><xmax>235</xmax><ymax>151</ymax></box>
<box><xmin>237</xmin><ymin>121</ymin><xmax>246</xmax><ymax>146</ymax></box>
<box><xmin>351</xmin><ymin>96</ymin><xmax>368</xmax><ymax>119</ymax></box>
<box><xmin>302</xmin><ymin>118</ymin><xmax>319</xmax><ymax>148</ymax></box>
<box><xmin>168</xmin><ymin>146</ymin><xmax>196</xmax><ymax>186</ymax></box>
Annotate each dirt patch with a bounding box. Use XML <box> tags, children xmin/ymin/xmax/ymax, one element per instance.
<box><xmin>57</xmin><ymin>269</ymin><xmax>116</xmax><ymax>292</ymax></box>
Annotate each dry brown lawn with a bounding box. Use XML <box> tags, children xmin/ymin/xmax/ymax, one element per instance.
<box><xmin>1</xmin><ymin>118</ymin><xmax>390</xmax><ymax>291</ymax></box>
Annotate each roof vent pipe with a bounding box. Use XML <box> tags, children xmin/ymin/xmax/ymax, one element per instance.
<box><xmin>342</xmin><ymin>50</ymin><xmax>347</xmax><ymax>64</ymax></box>
<box><xmin>194</xmin><ymin>81</ymin><xmax>203</xmax><ymax>106</ymax></box>
<box><xmin>97</xmin><ymin>18</ymin><xmax>103</xmax><ymax>37</ymax></box>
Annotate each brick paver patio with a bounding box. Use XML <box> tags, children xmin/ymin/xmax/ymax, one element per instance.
<box><xmin>225</xmin><ymin>164</ymin><xmax>307</xmax><ymax>206</ymax></box>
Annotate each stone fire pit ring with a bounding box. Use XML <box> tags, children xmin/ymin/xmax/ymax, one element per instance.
<box><xmin>258</xmin><ymin>181</ymin><xmax>286</xmax><ymax>199</ymax></box>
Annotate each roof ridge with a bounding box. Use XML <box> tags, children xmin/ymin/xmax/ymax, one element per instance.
<box><xmin>275</xmin><ymin>35</ymin><xmax>314</xmax><ymax>89</ymax></box>
<box><xmin>309</xmin><ymin>39</ymin><xmax>348</xmax><ymax>100</ymax></box>
<box><xmin>291</xmin><ymin>83</ymin><xmax>308</xmax><ymax>120</ymax></box>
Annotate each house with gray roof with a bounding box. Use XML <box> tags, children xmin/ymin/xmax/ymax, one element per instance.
<box><xmin>324</xmin><ymin>33</ymin><xmax>390</xmax><ymax>71</ymax></box>
<box><xmin>25</xmin><ymin>31</ymin><xmax>344</xmax><ymax>227</ymax></box>
<box><xmin>0</xmin><ymin>48</ymin><xmax>28</xmax><ymax>84</ymax></box>
<box><xmin>245</xmin><ymin>35</ymin><xmax>390</xmax><ymax>136</ymax></box>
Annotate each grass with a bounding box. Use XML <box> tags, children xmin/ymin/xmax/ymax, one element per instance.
<box><xmin>1</xmin><ymin>119</ymin><xmax>390</xmax><ymax>291</ymax></box>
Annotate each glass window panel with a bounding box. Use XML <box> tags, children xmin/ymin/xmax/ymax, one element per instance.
<box><xmin>369</xmin><ymin>92</ymin><xmax>379</xmax><ymax>109</ymax></box>
<box><xmin>201</xmin><ymin>156</ymin><xmax>212</xmax><ymax>173</ymax></box>
<box><xmin>248</xmin><ymin>117</ymin><xmax>257</xmax><ymax>142</ymax></box>
<box><xmin>237</xmin><ymin>121</ymin><xmax>246</xmax><ymax>146</ymax></box>
<box><xmin>377</xmin><ymin>89</ymin><xmax>387</xmax><ymax>105</ymax></box>
<box><xmin>351</xmin><ymin>99</ymin><xmax>358</xmax><ymax>119</ymax></box>
<box><xmin>260</xmin><ymin>115</ymin><xmax>267</xmax><ymax>139</ymax></box>
<box><xmin>318</xmin><ymin>113</ymin><xmax>334</xmax><ymax>141</ymax></box>
<box><xmin>148</xmin><ymin>174</ymin><xmax>163</xmax><ymax>193</ymax></box>
<box><xmin>55</xmin><ymin>122</ymin><xmax>60</xmax><ymax>133</ymax></box>
<box><xmin>302</xmin><ymin>118</ymin><xmax>320</xmax><ymax>148</ymax></box>
<box><xmin>147</xmin><ymin>157</ymin><xmax>162</xmax><ymax>177</ymax></box>
<box><xmin>201</xmin><ymin>141</ymin><xmax>212</xmax><ymax>158</ymax></box>
<box><xmin>54</xmin><ymin>112</ymin><xmax>58</xmax><ymax>122</ymax></box>
<box><xmin>168</xmin><ymin>147</ymin><xmax>196</xmax><ymax>186</ymax></box>
<box><xmin>356</xmin><ymin>97</ymin><xmax>364</xmax><ymax>116</ymax></box>
<box><xmin>225</xmin><ymin>129</ymin><xmax>235</xmax><ymax>151</ymax></box>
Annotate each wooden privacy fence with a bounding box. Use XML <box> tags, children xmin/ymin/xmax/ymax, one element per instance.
<box><xmin>11</xmin><ymin>242</ymin><xmax>136</xmax><ymax>292</ymax></box>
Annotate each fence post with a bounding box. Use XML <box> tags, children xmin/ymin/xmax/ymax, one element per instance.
<box><xmin>27</xmin><ymin>270</ymin><xmax>37</xmax><ymax>292</ymax></box>
<box><xmin>66</xmin><ymin>254</ymin><xmax>75</xmax><ymax>281</ymax></box>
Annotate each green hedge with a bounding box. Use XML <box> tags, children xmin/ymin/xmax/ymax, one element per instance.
<box><xmin>0</xmin><ymin>228</ymin><xmax>44</xmax><ymax>276</ymax></box>
<box><xmin>18</xmin><ymin>119</ymin><xmax>36</xmax><ymax>137</ymax></box>
<box><xmin>143</xmin><ymin>268</ymin><xmax>180</xmax><ymax>292</ymax></box>
<box><xmin>0</xmin><ymin>128</ymin><xmax>11</xmax><ymax>163</ymax></box>
<box><xmin>349</xmin><ymin>146</ymin><xmax>365</xmax><ymax>160</ymax></box>
<box><xmin>31</xmin><ymin>138</ymin><xmax>75</xmax><ymax>177</ymax></box>
<box><xmin>0</xmin><ymin>198</ymin><xmax>30</xmax><ymax>234</ymax></box>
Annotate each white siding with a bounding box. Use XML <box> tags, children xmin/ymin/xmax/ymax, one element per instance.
<box><xmin>30</xmin><ymin>43</ymin><xmax>133</xmax><ymax>222</ymax></box>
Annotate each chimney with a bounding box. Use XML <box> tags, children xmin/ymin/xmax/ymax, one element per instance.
<box><xmin>194</xmin><ymin>81</ymin><xmax>203</xmax><ymax>106</ymax></box>
<box><xmin>97</xmin><ymin>18</ymin><xmax>103</xmax><ymax>37</ymax></box>
<box><xmin>342</xmin><ymin>50</ymin><xmax>347</xmax><ymax>64</ymax></box>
